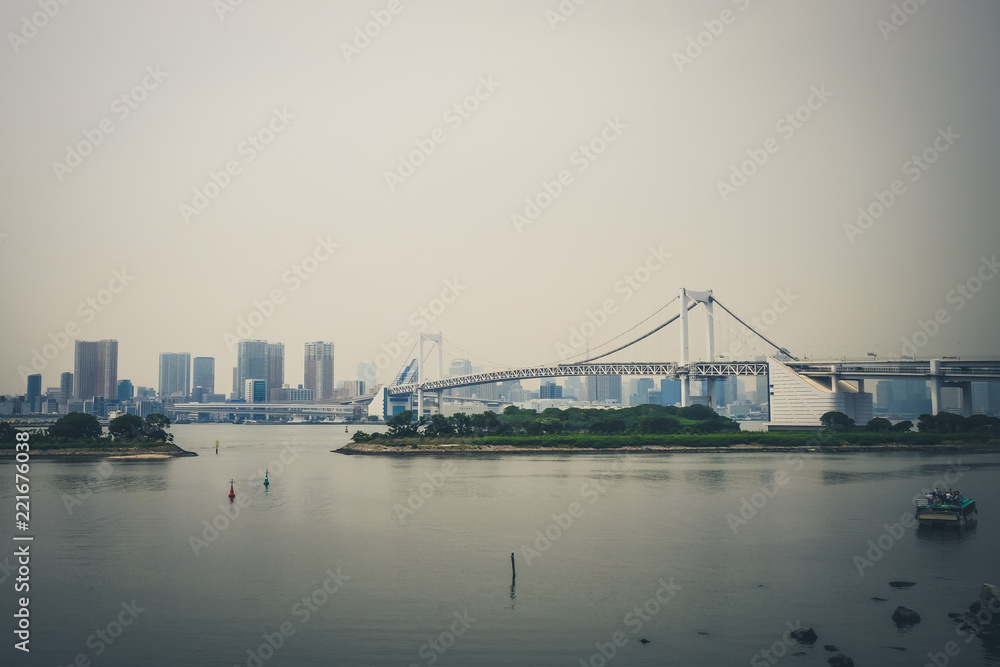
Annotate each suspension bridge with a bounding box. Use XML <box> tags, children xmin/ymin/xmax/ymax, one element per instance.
<box><xmin>373</xmin><ymin>288</ymin><xmax>1000</xmax><ymax>427</ymax></box>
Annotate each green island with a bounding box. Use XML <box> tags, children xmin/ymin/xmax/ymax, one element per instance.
<box><xmin>0</xmin><ymin>412</ymin><xmax>196</xmax><ymax>459</ymax></box>
<box><xmin>339</xmin><ymin>405</ymin><xmax>1000</xmax><ymax>454</ymax></box>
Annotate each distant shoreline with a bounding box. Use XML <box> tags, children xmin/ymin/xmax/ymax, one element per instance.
<box><xmin>0</xmin><ymin>443</ymin><xmax>197</xmax><ymax>460</ymax></box>
<box><xmin>335</xmin><ymin>442</ymin><xmax>1000</xmax><ymax>456</ymax></box>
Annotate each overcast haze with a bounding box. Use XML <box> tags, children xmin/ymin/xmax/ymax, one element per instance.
<box><xmin>2</xmin><ymin>0</ymin><xmax>999</xmax><ymax>395</ymax></box>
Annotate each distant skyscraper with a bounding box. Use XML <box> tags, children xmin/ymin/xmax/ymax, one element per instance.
<box><xmin>73</xmin><ymin>340</ymin><xmax>118</xmax><ymax>401</ymax></box>
<box><xmin>636</xmin><ymin>378</ymin><xmax>654</xmax><ymax>405</ymax></box>
<box><xmin>660</xmin><ymin>378</ymin><xmax>682</xmax><ymax>406</ymax></box>
<box><xmin>159</xmin><ymin>353</ymin><xmax>191</xmax><ymax>400</ymax></box>
<box><xmin>357</xmin><ymin>362</ymin><xmax>377</xmax><ymax>387</ymax></box>
<box><xmin>596</xmin><ymin>375</ymin><xmax>622</xmax><ymax>403</ymax></box>
<box><xmin>237</xmin><ymin>340</ymin><xmax>269</xmax><ymax>394</ymax></box>
<box><xmin>60</xmin><ymin>372</ymin><xmax>73</xmax><ymax>404</ymax></box>
<box><xmin>449</xmin><ymin>358</ymin><xmax>472</xmax><ymax>398</ymax></box>
<box><xmin>117</xmin><ymin>379</ymin><xmax>134</xmax><ymax>402</ymax></box>
<box><xmin>26</xmin><ymin>374</ymin><xmax>41</xmax><ymax>410</ymax></box>
<box><xmin>540</xmin><ymin>382</ymin><xmax>563</xmax><ymax>399</ymax></box>
<box><xmin>304</xmin><ymin>342</ymin><xmax>334</xmax><ymax>401</ymax></box>
<box><xmin>267</xmin><ymin>343</ymin><xmax>285</xmax><ymax>398</ymax></box>
<box><xmin>193</xmin><ymin>357</ymin><xmax>215</xmax><ymax>395</ymax></box>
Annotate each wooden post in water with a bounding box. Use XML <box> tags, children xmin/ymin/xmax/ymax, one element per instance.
<box><xmin>510</xmin><ymin>552</ymin><xmax>515</xmax><ymax>580</ymax></box>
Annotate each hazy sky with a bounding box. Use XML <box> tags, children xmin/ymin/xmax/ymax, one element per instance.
<box><xmin>2</xmin><ymin>0</ymin><xmax>999</xmax><ymax>395</ymax></box>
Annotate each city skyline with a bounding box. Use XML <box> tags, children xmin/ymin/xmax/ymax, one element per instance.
<box><xmin>2</xmin><ymin>2</ymin><xmax>1000</xmax><ymax>396</ymax></box>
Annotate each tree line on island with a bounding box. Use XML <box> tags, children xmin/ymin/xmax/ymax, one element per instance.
<box><xmin>354</xmin><ymin>404</ymin><xmax>1000</xmax><ymax>448</ymax></box>
<box><xmin>0</xmin><ymin>412</ymin><xmax>173</xmax><ymax>447</ymax></box>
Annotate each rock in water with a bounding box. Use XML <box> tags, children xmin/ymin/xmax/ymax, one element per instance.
<box><xmin>871</xmin><ymin>597</ymin><xmax>888</xmax><ymax>601</ymax></box>
<box><xmin>823</xmin><ymin>644</ymin><xmax>840</xmax><ymax>651</ymax></box>
<box><xmin>889</xmin><ymin>581</ymin><xmax>916</xmax><ymax>588</ymax></box>
<box><xmin>827</xmin><ymin>654</ymin><xmax>854</xmax><ymax>667</ymax></box>
<box><xmin>892</xmin><ymin>606</ymin><xmax>922</xmax><ymax>625</ymax></box>
<box><xmin>790</xmin><ymin>627</ymin><xmax>818</xmax><ymax>644</ymax></box>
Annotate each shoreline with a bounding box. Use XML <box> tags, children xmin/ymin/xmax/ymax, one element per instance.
<box><xmin>0</xmin><ymin>443</ymin><xmax>198</xmax><ymax>460</ymax></box>
<box><xmin>335</xmin><ymin>442</ymin><xmax>1000</xmax><ymax>456</ymax></box>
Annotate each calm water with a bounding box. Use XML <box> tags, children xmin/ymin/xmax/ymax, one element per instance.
<box><xmin>2</xmin><ymin>425</ymin><xmax>999</xmax><ymax>666</ymax></box>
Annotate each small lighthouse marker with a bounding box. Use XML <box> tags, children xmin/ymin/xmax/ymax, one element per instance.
<box><xmin>228</xmin><ymin>478</ymin><xmax>236</xmax><ymax>501</ymax></box>
<box><xmin>263</xmin><ymin>469</ymin><xmax>269</xmax><ymax>488</ymax></box>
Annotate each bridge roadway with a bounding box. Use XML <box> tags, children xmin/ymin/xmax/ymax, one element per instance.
<box><xmin>386</xmin><ymin>359</ymin><xmax>1000</xmax><ymax>395</ymax></box>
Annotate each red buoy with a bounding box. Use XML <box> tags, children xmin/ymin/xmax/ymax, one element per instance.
<box><xmin>228</xmin><ymin>478</ymin><xmax>235</xmax><ymax>500</ymax></box>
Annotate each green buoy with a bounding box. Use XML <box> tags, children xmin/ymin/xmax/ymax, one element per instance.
<box><xmin>264</xmin><ymin>469</ymin><xmax>269</xmax><ymax>488</ymax></box>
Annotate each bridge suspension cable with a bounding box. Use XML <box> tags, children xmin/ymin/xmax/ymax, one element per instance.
<box><xmin>709</xmin><ymin>297</ymin><xmax>797</xmax><ymax>361</ymax></box>
<box><xmin>572</xmin><ymin>296</ymin><xmax>694</xmax><ymax>364</ymax></box>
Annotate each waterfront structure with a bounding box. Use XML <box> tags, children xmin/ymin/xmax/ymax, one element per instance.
<box><xmin>159</xmin><ymin>352</ymin><xmax>191</xmax><ymax>400</ymax></box>
<box><xmin>540</xmin><ymin>382</ymin><xmax>563</xmax><ymax>399</ymax></box>
<box><xmin>304</xmin><ymin>342</ymin><xmax>334</xmax><ymax>401</ymax></box>
<box><xmin>73</xmin><ymin>339</ymin><xmax>118</xmax><ymax>401</ymax></box>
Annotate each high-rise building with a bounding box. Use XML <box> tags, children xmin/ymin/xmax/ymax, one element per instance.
<box><xmin>73</xmin><ymin>340</ymin><xmax>118</xmax><ymax>401</ymax></box>
<box><xmin>117</xmin><ymin>379</ymin><xmax>134</xmax><ymax>402</ymax></box>
<box><xmin>60</xmin><ymin>372</ymin><xmax>73</xmax><ymax>405</ymax></box>
<box><xmin>660</xmin><ymin>378</ymin><xmax>682</xmax><ymax>406</ymax></box>
<box><xmin>540</xmin><ymin>382</ymin><xmax>563</xmax><ymax>399</ymax></box>
<box><xmin>304</xmin><ymin>342</ymin><xmax>334</xmax><ymax>401</ymax></box>
<box><xmin>193</xmin><ymin>357</ymin><xmax>215</xmax><ymax>395</ymax></box>
<box><xmin>449</xmin><ymin>359</ymin><xmax>472</xmax><ymax>398</ymax></box>
<box><xmin>237</xmin><ymin>340</ymin><xmax>269</xmax><ymax>395</ymax></box>
<box><xmin>343</xmin><ymin>380</ymin><xmax>366</xmax><ymax>397</ymax></box>
<box><xmin>26</xmin><ymin>374</ymin><xmax>41</xmax><ymax>411</ymax></box>
<box><xmin>635</xmin><ymin>378</ymin><xmax>654</xmax><ymax>405</ymax></box>
<box><xmin>244</xmin><ymin>379</ymin><xmax>267</xmax><ymax>403</ymax></box>
<box><xmin>267</xmin><ymin>343</ymin><xmax>285</xmax><ymax>396</ymax></box>
<box><xmin>596</xmin><ymin>375</ymin><xmax>622</xmax><ymax>403</ymax></box>
<box><xmin>159</xmin><ymin>353</ymin><xmax>191</xmax><ymax>400</ymax></box>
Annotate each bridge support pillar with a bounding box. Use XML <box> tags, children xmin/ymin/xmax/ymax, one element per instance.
<box><xmin>929</xmin><ymin>359</ymin><xmax>942</xmax><ymax>415</ymax></box>
<box><xmin>417</xmin><ymin>388</ymin><xmax>423</xmax><ymax>421</ymax></box>
<box><xmin>961</xmin><ymin>382</ymin><xmax>973</xmax><ymax>417</ymax></box>
<box><xmin>680</xmin><ymin>375</ymin><xmax>690</xmax><ymax>407</ymax></box>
